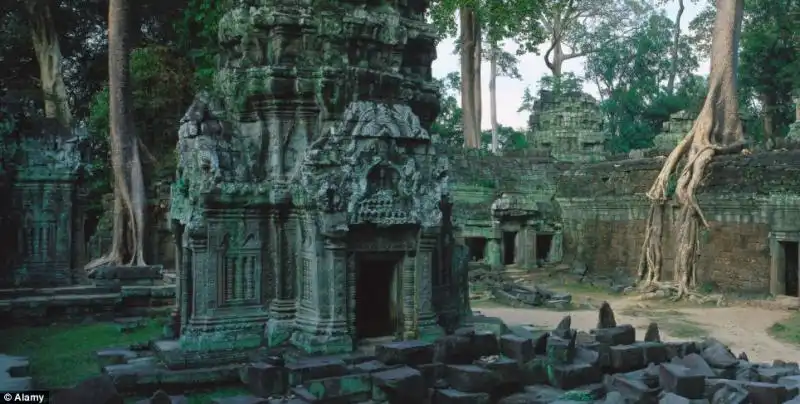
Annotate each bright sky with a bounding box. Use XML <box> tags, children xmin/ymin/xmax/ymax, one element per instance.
<box><xmin>431</xmin><ymin>2</ymin><xmax>710</xmax><ymax>130</ymax></box>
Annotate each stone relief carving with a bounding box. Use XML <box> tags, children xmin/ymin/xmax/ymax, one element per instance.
<box><xmin>299</xmin><ymin>101</ymin><xmax>448</xmax><ymax>230</ymax></box>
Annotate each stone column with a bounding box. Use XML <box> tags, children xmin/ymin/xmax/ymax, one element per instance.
<box><xmin>265</xmin><ymin>209</ymin><xmax>295</xmax><ymax>347</ymax></box>
<box><xmin>415</xmin><ymin>235</ymin><xmax>445</xmax><ymax>341</ymax></box>
<box><xmin>549</xmin><ymin>231</ymin><xmax>564</xmax><ymax>263</ymax></box>
<box><xmin>521</xmin><ymin>227</ymin><xmax>537</xmax><ymax>268</ymax></box>
<box><xmin>486</xmin><ymin>239</ymin><xmax>502</xmax><ymax>269</ymax></box>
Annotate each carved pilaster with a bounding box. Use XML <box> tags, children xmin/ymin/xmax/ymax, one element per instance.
<box><xmin>266</xmin><ymin>208</ymin><xmax>295</xmax><ymax>347</ymax></box>
<box><xmin>416</xmin><ymin>235</ymin><xmax>444</xmax><ymax>341</ymax></box>
<box><xmin>180</xmin><ymin>246</ymin><xmax>192</xmax><ymax>333</ymax></box>
<box><xmin>324</xmin><ymin>237</ymin><xmax>349</xmax><ymax>331</ymax></box>
<box><xmin>189</xmin><ymin>237</ymin><xmax>208</xmax><ymax>316</ymax></box>
<box><xmin>346</xmin><ymin>252</ymin><xmax>356</xmax><ymax>336</ymax></box>
<box><xmin>401</xmin><ymin>251</ymin><xmax>416</xmax><ymax>338</ymax></box>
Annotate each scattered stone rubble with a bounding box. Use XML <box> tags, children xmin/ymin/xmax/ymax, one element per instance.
<box><xmin>492</xmin><ymin>283</ymin><xmax>573</xmax><ymax>310</ymax></box>
<box><xmin>470</xmin><ymin>267</ymin><xmax>572</xmax><ymax>309</ymax></box>
<box><xmin>30</xmin><ymin>304</ymin><xmax>797</xmax><ymax>403</ymax></box>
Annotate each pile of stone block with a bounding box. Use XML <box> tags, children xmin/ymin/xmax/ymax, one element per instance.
<box><xmin>219</xmin><ymin>305</ymin><xmax>799</xmax><ymax>403</ymax></box>
<box><xmin>94</xmin><ymin>302</ymin><xmax>800</xmax><ymax>403</ymax></box>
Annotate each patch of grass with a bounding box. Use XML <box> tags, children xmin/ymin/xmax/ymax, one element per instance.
<box><xmin>622</xmin><ymin>307</ymin><xmax>709</xmax><ymax>339</ymax></box>
<box><xmin>0</xmin><ymin>319</ymin><xmax>164</xmax><ymax>389</ymax></box>
<box><xmin>768</xmin><ymin>312</ymin><xmax>800</xmax><ymax>346</ymax></box>
<box><xmin>661</xmin><ymin>320</ymin><xmax>708</xmax><ymax>339</ymax></box>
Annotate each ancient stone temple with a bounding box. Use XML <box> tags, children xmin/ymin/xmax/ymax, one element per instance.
<box><xmin>2</xmin><ymin>120</ymin><xmax>85</xmax><ymax>287</ymax></box>
<box><xmin>164</xmin><ymin>0</ymin><xmax>461</xmax><ymax>364</ymax></box>
<box><xmin>528</xmin><ymin>91</ymin><xmax>607</xmax><ymax>162</ymax></box>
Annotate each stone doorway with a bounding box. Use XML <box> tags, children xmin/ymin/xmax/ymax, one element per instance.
<box><xmin>355</xmin><ymin>257</ymin><xmax>400</xmax><ymax>339</ymax></box>
<box><xmin>502</xmin><ymin>231</ymin><xmax>516</xmax><ymax>265</ymax></box>
<box><xmin>781</xmin><ymin>241</ymin><xmax>799</xmax><ymax>297</ymax></box>
<box><xmin>536</xmin><ymin>233</ymin><xmax>553</xmax><ymax>261</ymax></box>
<box><xmin>465</xmin><ymin>237</ymin><xmax>487</xmax><ymax>261</ymax></box>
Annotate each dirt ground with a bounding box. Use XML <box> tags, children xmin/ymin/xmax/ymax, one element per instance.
<box><xmin>477</xmin><ymin>294</ymin><xmax>800</xmax><ymax>363</ymax></box>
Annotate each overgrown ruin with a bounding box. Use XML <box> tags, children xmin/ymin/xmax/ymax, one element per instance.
<box><xmin>2</xmin><ymin>0</ymin><xmax>800</xmax><ymax>402</ymax></box>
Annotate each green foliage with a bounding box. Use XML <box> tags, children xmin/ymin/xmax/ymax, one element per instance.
<box><xmin>432</xmin><ymin>72</ymin><xmax>464</xmax><ymax>148</ymax></box>
<box><xmin>173</xmin><ymin>0</ymin><xmax>233</xmax><ymax>89</ymax></box>
<box><xmin>429</xmin><ymin>0</ymin><xmax>545</xmax><ymax>47</ymax></box>
<box><xmin>481</xmin><ymin>126</ymin><xmax>528</xmax><ymax>151</ymax></box>
<box><xmin>86</xmin><ymin>46</ymin><xmax>195</xmax><ymax>214</ymax></box>
<box><xmin>738</xmin><ymin>0</ymin><xmax>800</xmax><ymax>141</ymax></box>
<box><xmin>535</xmin><ymin>72</ymin><xmax>584</xmax><ymax>97</ymax></box>
<box><xmin>585</xmin><ymin>12</ymin><xmax>700</xmax><ymax>153</ymax></box>
<box><xmin>0</xmin><ymin>319</ymin><xmax>163</xmax><ymax>388</ymax></box>
<box><xmin>433</xmin><ymin>71</ymin><xmax>528</xmax><ymax>152</ymax></box>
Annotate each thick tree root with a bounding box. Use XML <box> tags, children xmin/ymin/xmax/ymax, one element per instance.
<box><xmin>638</xmin><ymin>110</ymin><xmax>715</xmax><ymax>298</ymax></box>
<box><xmin>636</xmin><ymin>281</ymin><xmax>726</xmax><ymax>306</ymax></box>
<box><xmin>638</xmin><ymin>107</ymin><xmax>746</xmax><ymax>299</ymax></box>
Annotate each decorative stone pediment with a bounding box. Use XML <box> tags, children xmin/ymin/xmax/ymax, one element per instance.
<box><xmin>300</xmin><ymin>101</ymin><xmax>447</xmax><ymax>229</ymax></box>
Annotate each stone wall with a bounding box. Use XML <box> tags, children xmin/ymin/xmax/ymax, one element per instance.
<box><xmin>447</xmin><ymin>149</ymin><xmax>800</xmax><ymax>294</ymax></box>
<box><xmin>104</xmin><ymin>145</ymin><xmax>800</xmax><ymax>295</ymax></box>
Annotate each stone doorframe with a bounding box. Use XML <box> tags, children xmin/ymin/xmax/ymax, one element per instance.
<box><xmin>346</xmin><ymin>250</ymin><xmax>405</xmax><ymax>339</ymax></box>
<box><xmin>769</xmin><ymin>231</ymin><xmax>800</xmax><ymax>296</ymax></box>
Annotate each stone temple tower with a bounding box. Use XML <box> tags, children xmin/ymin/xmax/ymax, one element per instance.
<box><xmin>164</xmin><ymin>0</ymin><xmax>464</xmax><ymax>365</ymax></box>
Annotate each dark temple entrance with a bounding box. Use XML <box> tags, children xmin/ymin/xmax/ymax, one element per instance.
<box><xmin>465</xmin><ymin>237</ymin><xmax>487</xmax><ymax>261</ymax></box>
<box><xmin>502</xmin><ymin>231</ymin><xmax>516</xmax><ymax>265</ymax></box>
<box><xmin>536</xmin><ymin>234</ymin><xmax>553</xmax><ymax>261</ymax></box>
<box><xmin>355</xmin><ymin>258</ymin><xmax>398</xmax><ymax>339</ymax></box>
<box><xmin>781</xmin><ymin>241</ymin><xmax>799</xmax><ymax>297</ymax></box>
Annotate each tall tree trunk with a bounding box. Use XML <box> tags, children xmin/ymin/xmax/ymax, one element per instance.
<box><xmin>666</xmin><ymin>0</ymin><xmax>685</xmax><ymax>94</ymax></box>
<box><xmin>25</xmin><ymin>0</ymin><xmax>72</xmax><ymax>127</ymax></box>
<box><xmin>637</xmin><ymin>0</ymin><xmax>745</xmax><ymax>298</ymax></box>
<box><xmin>544</xmin><ymin>17</ymin><xmax>565</xmax><ymax>79</ymax></box>
<box><xmin>760</xmin><ymin>93</ymin><xmax>775</xmax><ymax>141</ymax></box>
<box><xmin>473</xmin><ymin>22</ymin><xmax>482</xmax><ymax>133</ymax></box>
<box><xmin>459</xmin><ymin>7</ymin><xmax>480</xmax><ymax>148</ymax></box>
<box><xmin>489</xmin><ymin>44</ymin><xmax>499</xmax><ymax>153</ymax></box>
<box><xmin>86</xmin><ymin>0</ymin><xmax>149</xmax><ymax>270</ymax></box>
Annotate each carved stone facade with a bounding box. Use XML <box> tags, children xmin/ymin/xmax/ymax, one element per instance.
<box><xmin>3</xmin><ymin>122</ymin><xmax>85</xmax><ymax>287</ymax></box>
<box><xmin>528</xmin><ymin>91</ymin><xmax>607</xmax><ymax>162</ymax></box>
<box><xmin>165</xmin><ymin>0</ymin><xmax>459</xmax><ymax>363</ymax></box>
